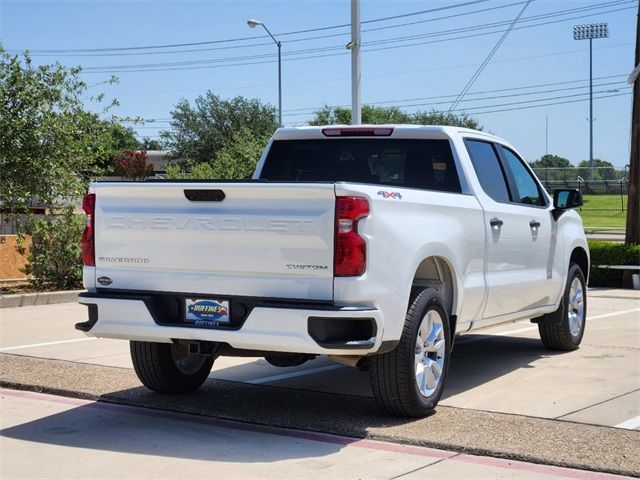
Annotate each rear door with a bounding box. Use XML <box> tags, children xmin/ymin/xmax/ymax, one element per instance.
<box><xmin>465</xmin><ymin>140</ymin><xmax>559</xmax><ymax>319</ymax></box>
<box><xmin>93</xmin><ymin>182</ymin><xmax>336</xmax><ymax>300</ymax></box>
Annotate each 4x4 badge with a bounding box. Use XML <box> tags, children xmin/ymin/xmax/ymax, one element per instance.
<box><xmin>378</xmin><ymin>191</ymin><xmax>402</xmax><ymax>199</ymax></box>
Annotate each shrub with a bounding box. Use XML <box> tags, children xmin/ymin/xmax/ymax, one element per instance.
<box><xmin>114</xmin><ymin>149</ymin><xmax>154</xmax><ymax>180</ymax></box>
<box><xmin>587</xmin><ymin>240</ymin><xmax>640</xmax><ymax>288</ymax></box>
<box><xmin>164</xmin><ymin>163</ymin><xmax>184</xmax><ymax>179</ymax></box>
<box><xmin>16</xmin><ymin>207</ymin><xmax>84</xmax><ymax>290</ymax></box>
<box><xmin>191</xmin><ymin>162</ymin><xmax>215</xmax><ymax>179</ymax></box>
<box><xmin>164</xmin><ymin>162</ymin><xmax>214</xmax><ymax>179</ymax></box>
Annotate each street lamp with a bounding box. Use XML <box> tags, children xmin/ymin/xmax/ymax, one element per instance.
<box><xmin>573</xmin><ymin>23</ymin><xmax>609</xmax><ymax>180</ymax></box>
<box><xmin>247</xmin><ymin>19</ymin><xmax>282</xmax><ymax>128</ymax></box>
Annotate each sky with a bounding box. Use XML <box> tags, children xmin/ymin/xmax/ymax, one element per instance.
<box><xmin>1</xmin><ymin>0</ymin><xmax>637</xmax><ymax>167</ymax></box>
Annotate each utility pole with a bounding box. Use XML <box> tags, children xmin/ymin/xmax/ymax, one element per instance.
<box><xmin>624</xmin><ymin>7</ymin><xmax>639</xmax><ymax>260</ymax></box>
<box><xmin>545</xmin><ymin>115</ymin><xmax>549</xmax><ymax>155</ymax></box>
<box><xmin>350</xmin><ymin>0</ymin><xmax>361</xmax><ymax>125</ymax></box>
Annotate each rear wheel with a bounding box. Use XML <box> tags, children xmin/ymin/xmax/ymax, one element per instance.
<box><xmin>130</xmin><ymin>341</ymin><xmax>214</xmax><ymax>393</ymax></box>
<box><xmin>369</xmin><ymin>288</ymin><xmax>451</xmax><ymax>417</ymax></box>
<box><xmin>538</xmin><ymin>262</ymin><xmax>587</xmax><ymax>351</ymax></box>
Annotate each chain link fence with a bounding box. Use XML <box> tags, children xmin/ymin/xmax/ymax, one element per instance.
<box><xmin>532</xmin><ymin>167</ymin><xmax>628</xmax><ymax>212</ymax></box>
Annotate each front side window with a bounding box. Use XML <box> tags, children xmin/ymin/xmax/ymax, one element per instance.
<box><xmin>498</xmin><ymin>146</ymin><xmax>546</xmax><ymax>207</ymax></box>
<box><xmin>464</xmin><ymin>140</ymin><xmax>511</xmax><ymax>203</ymax></box>
<box><xmin>260</xmin><ymin>139</ymin><xmax>462</xmax><ymax>193</ymax></box>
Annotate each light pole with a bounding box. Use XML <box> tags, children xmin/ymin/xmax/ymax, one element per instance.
<box><xmin>573</xmin><ymin>23</ymin><xmax>609</xmax><ymax>180</ymax></box>
<box><xmin>247</xmin><ymin>19</ymin><xmax>282</xmax><ymax>127</ymax></box>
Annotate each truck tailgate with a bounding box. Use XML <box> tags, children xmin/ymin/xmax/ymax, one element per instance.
<box><xmin>92</xmin><ymin>182</ymin><xmax>336</xmax><ymax>300</ymax></box>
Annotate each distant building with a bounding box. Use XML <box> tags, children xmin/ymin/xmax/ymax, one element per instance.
<box><xmin>145</xmin><ymin>150</ymin><xmax>174</xmax><ymax>173</ymax></box>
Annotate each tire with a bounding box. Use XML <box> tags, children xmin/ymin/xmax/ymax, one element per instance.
<box><xmin>369</xmin><ymin>288</ymin><xmax>451</xmax><ymax>417</ymax></box>
<box><xmin>538</xmin><ymin>262</ymin><xmax>587</xmax><ymax>351</ymax></box>
<box><xmin>130</xmin><ymin>341</ymin><xmax>214</xmax><ymax>393</ymax></box>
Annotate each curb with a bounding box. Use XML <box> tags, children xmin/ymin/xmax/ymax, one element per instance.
<box><xmin>0</xmin><ymin>290</ymin><xmax>84</xmax><ymax>308</ymax></box>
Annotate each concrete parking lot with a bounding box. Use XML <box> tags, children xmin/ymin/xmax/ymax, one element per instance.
<box><xmin>0</xmin><ymin>287</ymin><xmax>638</xmax><ymax>478</ymax></box>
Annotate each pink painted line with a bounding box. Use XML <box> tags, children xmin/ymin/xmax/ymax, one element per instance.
<box><xmin>0</xmin><ymin>388</ymin><xmax>630</xmax><ymax>479</ymax></box>
<box><xmin>454</xmin><ymin>453</ymin><xmax>630</xmax><ymax>479</ymax></box>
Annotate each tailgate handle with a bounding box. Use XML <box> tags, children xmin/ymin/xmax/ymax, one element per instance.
<box><xmin>184</xmin><ymin>189</ymin><xmax>225</xmax><ymax>202</ymax></box>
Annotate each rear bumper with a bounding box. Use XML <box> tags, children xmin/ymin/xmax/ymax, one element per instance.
<box><xmin>77</xmin><ymin>292</ymin><xmax>383</xmax><ymax>356</ymax></box>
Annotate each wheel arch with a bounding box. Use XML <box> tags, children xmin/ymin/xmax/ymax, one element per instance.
<box><xmin>410</xmin><ymin>255</ymin><xmax>458</xmax><ymax>338</ymax></box>
<box><xmin>570</xmin><ymin>246</ymin><xmax>589</xmax><ymax>283</ymax></box>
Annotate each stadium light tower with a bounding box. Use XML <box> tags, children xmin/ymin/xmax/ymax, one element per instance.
<box><xmin>573</xmin><ymin>23</ymin><xmax>609</xmax><ymax>180</ymax></box>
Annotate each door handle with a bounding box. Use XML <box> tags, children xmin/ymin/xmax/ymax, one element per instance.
<box><xmin>489</xmin><ymin>218</ymin><xmax>503</xmax><ymax>229</ymax></box>
<box><xmin>529</xmin><ymin>220</ymin><xmax>541</xmax><ymax>229</ymax></box>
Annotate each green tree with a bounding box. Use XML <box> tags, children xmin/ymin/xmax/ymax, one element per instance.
<box><xmin>96</xmin><ymin>122</ymin><xmax>140</xmax><ymax>172</ymax></box>
<box><xmin>309</xmin><ymin>105</ymin><xmax>481</xmax><ymax>130</ymax></box>
<box><xmin>529</xmin><ymin>154</ymin><xmax>575</xmax><ymax>182</ymax></box>
<box><xmin>529</xmin><ymin>154</ymin><xmax>573</xmax><ymax>168</ymax></box>
<box><xmin>576</xmin><ymin>159</ymin><xmax>619</xmax><ymax>180</ymax></box>
<box><xmin>211</xmin><ymin>127</ymin><xmax>271</xmax><ymax>179</ymax></box>
<box><xmin>309</xmin><ymin>105</ymin><xmax>411</xmax><ymax>125</ymax></box>
<box><xmin>0</xmin><ymin>49</ymin><xmax>115</xmax><ymax>210</ymax></box>
<box><xmin>411</xmin><ymin>110</ymin><xmax>481</xmax><ymax>129</ymax></box>
<box><xmin>140</xmin><ymin>137</ymin><xmax>164</xmax><ymax>150</ymax></box>
<box><xmin>163</xmin><ymin>129</ymin><xmax>269</xmax><ymax>180</ymax></box>
<box><xmin>161</xmin><ymin>92</ymin><xmax>277</xmax><ymax>165</ymax></box>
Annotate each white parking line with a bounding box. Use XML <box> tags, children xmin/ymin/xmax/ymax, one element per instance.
<box><xmin>589</xmin><ymin>308</ymin><xmax>640</xmax><ymax>320</ymax></box>
<box><xmin>457</xmin><ymin>307</ymin><xmax>640</xmax><ymax>345</ymax></box>
<box><xmin>245</xmin><ymin>364</ymin><xmax>345</xmax><ymax>384</ymax></box>
<box><xmin>614</xmin><ymin>415</ymin><xmax>640</xmax><ymax>430</ymax></box>
<box><xmin>0</xmin><ymin>337</ymin><xmax>98</xmax><ymax>352</ymax></box>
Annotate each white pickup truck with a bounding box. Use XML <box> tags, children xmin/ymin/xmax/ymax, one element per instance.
<box><xmin>77</xmin><ymin>125</ymin><xmax>589</xmax><ymax>417</ymax></box>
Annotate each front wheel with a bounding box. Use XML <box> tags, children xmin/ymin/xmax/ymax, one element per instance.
<box><xmin>130</xmin><ymin>341</ymin><xmax>214</xmax><ymax>393</ymax></box>
<box><xmin>538</xmin><ymin>262</ymin><xmax>587</xmax><ymax>351</ymax></box>
<box><xmin>369</xmin><ymin>288</ymin><xmax>451</xmax><ymax>417</ymax></box>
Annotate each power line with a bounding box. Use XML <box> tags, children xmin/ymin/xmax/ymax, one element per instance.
<box><xmin>17</xmin><ymin>1</ymin><xmax>526</xmax><ymax>58</ymax></box>
<box><xmin>14</xmin><ymin>0</ymin><xmax>630</xmax><ymax>58</ymax></box>
<box><xmin>281</xmin><ymin>82</ymin><xmax>629</xmax><ymax>117</ymax></box>
<box><xmin>362</xmin><ymin>4</ymin><xmax>634</xmax><ymax>54</ymax></box>
<box><xmin>364</xmin><ymin>0</ymin><xmax>631</xmax><ymax>48</ymax></box>
<box><xmin>128</xmin><ymin>92</ymin><xmax>632</xmax><ymax>132</ymax></box>
<box><xmin>281</xmin><ymin>79</ymin><xmax>627</xmax><ymax>115</ymax></box>
<box><xmin>125</xmin><ymin>78</ymin><xmax>628</xmax><ymax>123</ymax></box>
<box><xmin>448</xmin><ymin>0</ymin><xmax>532</xmax><ymax>112</ymax></box>
<box><xmin>99</xmin><ymin>45</ymin><xmax>631</xmax><ymax>96</ymax></box>
<box><xmin>77</xmin><ymin>2</ymin><xmax>635</xmax><ymax>74</ymax></box>
<box><xmin>280</xmin><ymin>91</ymin><xmax>631</xmax><ymax>118</ymax></box>
<box><xmin>368</xmin><ymin>77</ymin><xmax>627</xmax><ymax>106</ymax></box>
<box><xmin>8</xmin><ymin>0</ymin><xmax>489</xmax><ymax>54</ymax></box>
<box><xmin>467</xmin><ymin>91</ymin><xmax>631</xmax><ymax>115</ymax></box>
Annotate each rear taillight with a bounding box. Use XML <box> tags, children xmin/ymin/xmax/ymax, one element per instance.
<box><xmin>81</xmin><ymin>194</ymin><xmax>95</xmax><ymax>266</ymax></box>
<box><xmin>334</xmin><ymin>196</ymin><xmax>369</xmax><ymax>277</ymax></box>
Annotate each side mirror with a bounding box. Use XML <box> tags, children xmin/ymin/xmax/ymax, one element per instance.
<box><xmin>552</xmin><ymin>189</ymin><xmax>583</xmax><ymax>220</ymax></box>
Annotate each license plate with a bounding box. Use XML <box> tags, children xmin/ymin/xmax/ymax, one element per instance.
<box><xmin>185</xmin><ymin>298</ymin><xmax>230</xmax><ymax>327</ymax></box>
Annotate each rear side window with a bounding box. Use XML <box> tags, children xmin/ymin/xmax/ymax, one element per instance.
<box><xmin>260</xmin><ymin>139</ymin><xmax>462</xmax><ymax>193</ymax></box>
<box><xmin>498</xmin><ymin>146</ymin><xmax>547</xmax><ymax>207</ymax></box>
<box><xmin>464</xmin><ymin>140</ymin><xmax>510</xmax><ymax>203</ymax></box>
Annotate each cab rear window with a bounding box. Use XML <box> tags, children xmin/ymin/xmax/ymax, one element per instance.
<box><xmin>260</xmin><ymin>139</ymin><xmax>462</xmax><ymax>193</ymax></box>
